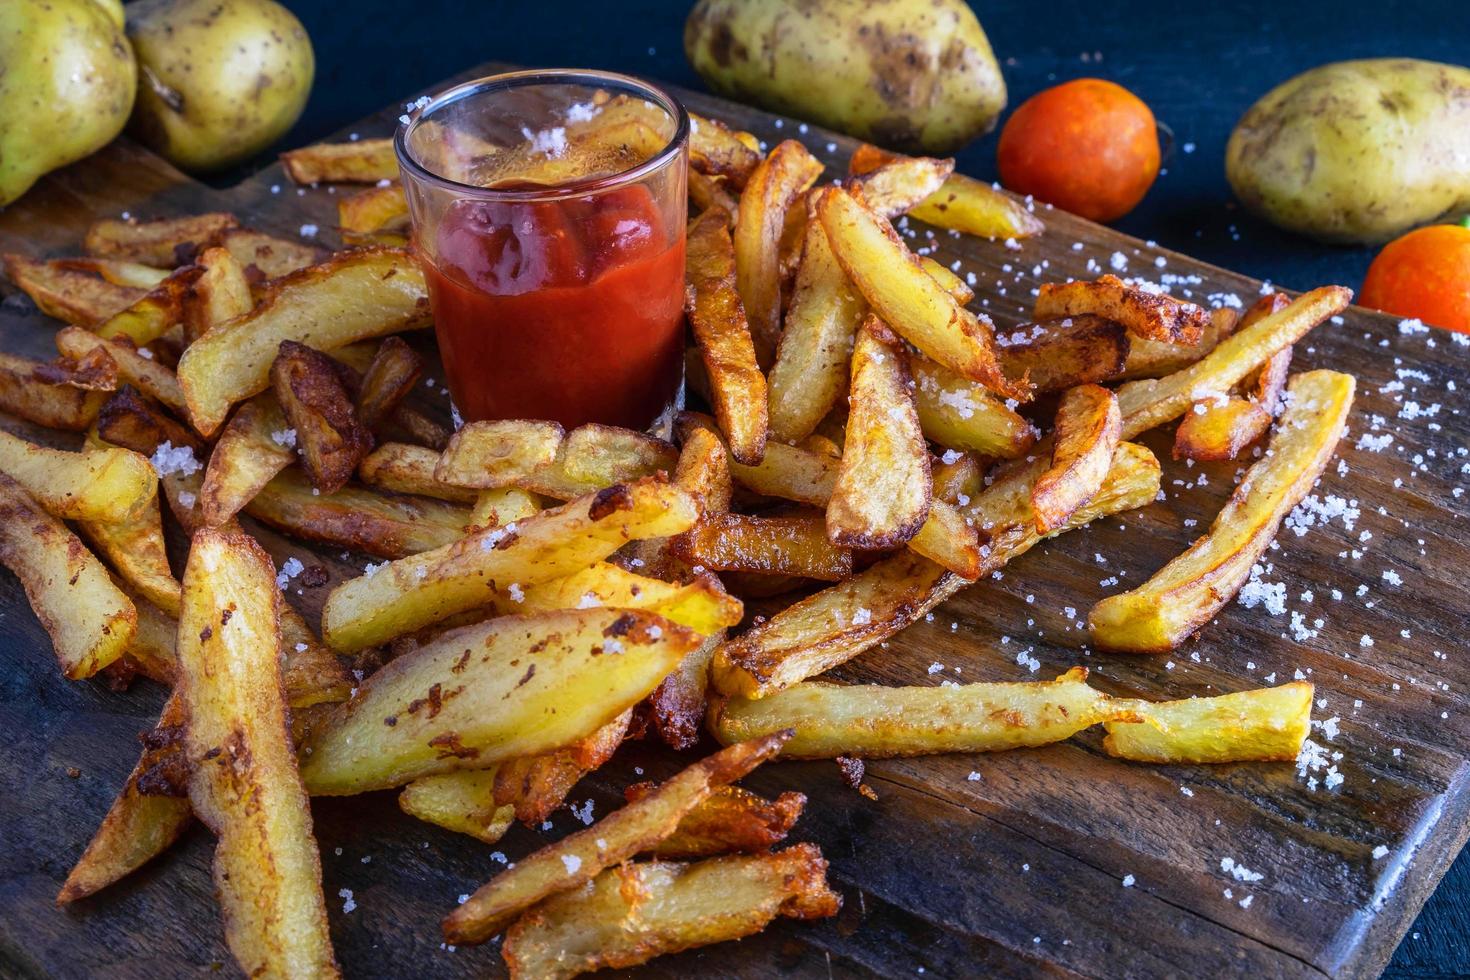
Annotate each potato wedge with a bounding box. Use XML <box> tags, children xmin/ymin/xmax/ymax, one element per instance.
<box><xmin>673</xmin><ymin>425</ymin><xmax>734</xmax><ymax>515</ymax></box>
<box><xmin>686</xmin><ymin>206</ymin><xmax>767</xmax><ymax>464</ymax></box>
<box><xmin>181</xmin><ymin>246</ymin><xmax>253</xmax><ymax>343</ymax></box>
<box><xmin>300</xmin><ymin>609</ymin><xmax>697</xmax><ymax>794</ymax></box>
<box><xmin>0</xmin><ymin>351</ymin><xmax>109</xmax><ymax>431</ymax></box>
<box><xmin>734</xmin><ymin>140</ymin><xmax>824</xmax><ymax>365</ymax></box>
<box><xmin>502</xmin><ymin>845</ymin><xmax>839</xmax><ymax>979</ymax></box>
<box><xmin>281</xmin><ymin>138</ymin><xmax>397</xmax><ymax>184</ymax></box>
<box><xmin>198</xmin><ymin>394</ymin><xmax>296</xmax><ymax>526</ymax></box>
<box><xmin>817</xmin><ymin>186</ymin><xmax>1026</xmax><ymax>399</ymax></box>
<box><xmin>919</xmin><ymin>257</ymin><xmax>975</xmax><ymax>304</ymax></box>
<box><xmin>320</xmin><ymin>477</ymin><xmax>699</xmax><ymax>652</ymax></box>
<box><xmin>212</xmin><ymin>227</ymin><xmax>328</xmax><ymax>282</ymax></box>
<box><xmin>176</xmin><ymin>529</ymin><xmax>339</xmax><ymax>979</ymax></box>
<box><xmin>910</xmin><ymin>355</ymin><xmax>1036</xmax><ymax>458</ymax></box>
<box><xmin>1035</xmin><ymin>275</ymin><xmax>1210</xmax><ymax>345</ymax></box>
<box><xmin>354</xmin><ymin>335</ymin><xmax>425</xmax><ymax>432</ymax></box>
<box><xmin>674</xmin><ymin>511</ymin><xmax>853</xmax><ymax>581</ymax></box>
<box><xmin>1092</xmin><ymin>371</ymin><xmax>1354</xmax><ymax>651</ymax></box>
<box><xmin>359</xmin><ymin>442</ymin><xmax>478</xmax><ymax>503</ymax></box>
<box><xmin>689</xmin><ymin>112</ymin><xmax>762</xmax><ymax>188</ymax></box>
<box><xmin>1116</xmin><ymin>286</ymin><xmax>1352</xmax><ymax>440</ymax></box>
<box><xmin>0</xmin><ymin>427</ymin><xmax>155</xmax><ymax>523</ymax></box>
<box><xmin>681</xmin><ymin>411</ymin><xmax>838</xmax><ymax>506</ymax></box>
<box><xmin>78</xmin><ymin>493</ymin><xmax>181</xmax><ymax>618</ymax></box>
<box><xmin>399</xmin><ymin>767</ymin><xmax>514</xmax><ymax>845</ymax></box>
<box><xmin>1032</xmin><ymin>384</ymin><xmax>1122</xmax><ymax>533</ymax></box>
<box><xmin>84</xmin><ymin>213</ymin><xmax>241</xmax><ymax>267</ymax></box>
<box><xmin>177</xmin><ymin>247</ymin><xmax>431</xmax><ymax>436</ymax></box>
<box><xmin>907</xmin><ymin>498</ymin><xmax>983</xmax><ymax>579</ymax></box>
<box><xmin>849</xmin><ymin>154</ymin><xmax>955</xmax><ymax>218</ymax></box>
<box><xmin>443</xmin><ymin>733</ymin><xmax>790</xmax><ymax>944</ymax></box>
<box><xmin>5</xmin><ymin>254</ymin><xmax>146</xmax><ymax>325</ymax></box>
<box><xmin>627</xmin><ymin>783</ymin><xmax>805</xmax><ymax>859</ymax></box>
<box><xmin>56</xmin><ymin>326</ymin><xmax>187</xmax><ymax>416</ymax></box>
<box><xmin>932</xmin><ymin>451</ymin><xmax>986</xmax><ymax>505</ymax></box>
<box><xmin>493</xmin><ymin>710</ymin><xmax>633</xmax><ymax>826</ymax></box>
<box><xmin>271</xmin><ymin>340</ymin><xmax>373</xmax><ymax>493</ymax></box>
<box><xmin>88</xmin><ymin>263</ymin><xmax>203</xmax><ymax>346</ymax></box>
<box><xmin>494</xmin><ymin>562</ymin><xmax>743</xmax><ymax>636</ymax></box>
<box><xmin>996</xmin><ymin>315</ymin><xmax>1130</xmax><ymax>393</ymax></box>
<box><xmin>0</xmin><ymin>472</ymin><xmax>135</xmax><ymax>679</ymax></box>
<box><xmin>435</xmin><ymin>419</ymin><xmax>565</xmax><ymax>489</ymax></box>
<box><xmin>827</xmin><ymin>317</ymin><xmax>931</xmax><ymax>549</ymax></box>
<box><xmin>711</xmin><ymin>667</ymin><xmax>1135</xmax><ymax>759</ymax></box>
<box><xmin>338</xmin><ymin>182</ymin><xmax>410</xmax><ymax>236</ymax></box>
<box><xmin>849</xmin><ymin>143</ymin><xmax>1044</xmax><ymax>239</ymax></box>
<box><xmin>1103</xmin><ymin>682</ymin><xmax>1314</xmax><ymax>764</ymax></box>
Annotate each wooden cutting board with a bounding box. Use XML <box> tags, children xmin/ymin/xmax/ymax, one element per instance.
<box><xmin>2</xmin><ymin>62</ymin><xmax>1467</xmax><ymax>979</ymax></box>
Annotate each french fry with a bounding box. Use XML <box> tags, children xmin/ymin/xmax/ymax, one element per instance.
<box><xmin>1102</xmin><ymin>682</ymin><xmax>1315</xmax><ymax>763</ymax></box>
<box><xmin>817</xmin><ymin>185</ymin><xmax>1027</xmax><ymax>399</ymax></box>
<box><xmin>626</xmin><ymin>783</ymin><xmax>805</xmax><ymax>859</ymax></box>
<box><xmin>4</xmin><ymin>253</ymin><xmax>148</xmax><ymax>325</ymax></box>
<box><xmin>435</xmin><ymin>419</ymin><xmax>565</xmax><ymax>489</ymax></box>
<box><xmin>115</xmin><ymin>590</ymin><xmax>181</xmax><ymax>680</ymax></box>
<box><xmin>501</xmin><ymin>845</ymin><xmax>840</xmax><ymax>978</ymax></box>
<box><xmin>181</xmin><ymin>246</ymin><xmax>253</xmax><ymax>343</ymax></box>
<box><xmin>919</xmin><ymin>257</ymin><xmax>975</xmax><ymax>304</ymax></box>
<box><xmin>270</xmin><ymin>340</ymin><xmax>373</xmax><ymax>493</ymax></box>
<box><xmin>766</xmin><ymin>216</ymin><xmax>866</xmax><ymax>444</ymax></box>
<box><xmin>281</xmin><ymin>137</ymin><xmax>397</xmax><ymax>184</ymax></box>
<box><xmin>1116</xmin><ymin>287</ymin><xmax>1351</xmax><ymax>440</ymax></box>
<box><xmin>996</xmin><ymin>315</ymin><xmax>1130</xmax><ymax>393</ymax></box>
<box><xmin>320</xmin><ymin>476</ymin><xmax>700</xmax><ymax>652</ymax></box>
<box><xmin>689</xmin><ymin>112</ymin><xmax>762</xmax><ymax>188</ymax></box>
<box><xmin>1092</xmin><ymin>370</ymin><xmax>1354</xmax><ymax>651</ymax></box>
<box><xmin>1031</xmin><ymin>384</ymin><xmax>1122</xmax><ymax>533</ymax></box>
<box><xmin>673</xmin><ymin>511</ymin><xmax>853</xmax><ymax>581</ymax></box>
<box><xmin>451</xmin><ymin>423</ymin><xmax>678</xmax><ymax>501</ymax></box>
<box><xmin>471</xmin><ymin>486</ymin><xmax>542</xmax><ymax>529</ymax></box>
<box><xmin>359</xmin><ymin>442</ymin><xmax>478</xmax><ymax>503</ymax></box>
<box><xmin>177</xmin><ymin>247</ymin><xmax>431</xmax><ymax>436</ymax></box>
<box><xmin>245</xmin><ymin>467</ymin><xmax>470</xmax><ymax>560</ymax></box>
<box><xmin>711</xmin><ymin>667</ymin><xmax>1137</xmax><ymax>758</ymax></box>
<box><xmin>338</xmin><ymin>182</ymin><xmax>410</xmax><ymax>238</ymax></box>
<box><xmin>649</xmin><ymin>631</ymin><xmax>723</xmax><ymax>751</ymax></box>
<box><xmin>84</xmin><ymin>212</ymin><xmax>241</xmax><ymax>267</ymax></box>
<box><xmin>494</xmin><ymin>562</ymin><xmax>744</xmax><ymax>635</ymax></box>
<box><xmin>494</xmin><ymin>710</ymin><xmax>633</xmax><ymax>825</ymax></box>
<box><xmin>86</xmin><ymin>263</ymin><xmax>207</xmax><ymax>346</ymax></box>
<box><xmin>1122</xmin><ymin>306</ymin><xmax>1238</xmax><ymax>380</ymax></box>
<box><xmin>0</xmin><ymin>351</ymin><xmax>108</xmax><ymax>430</ymax></box>
<box><xmin>443</xmin><ymin>733</ymin><xmax>790</xmax><ymax>945</ymax></box>
<box><xmin>849</xmin><ymin>143</ymin><xmax>1044</xmax><ymax>239</ymax></box>
<box><xmin>680</xmin><ymin>413</ymin><xmax>838</xmax><ymax>506</ymax></box>
<box><xmin>673</xmin><ymin>425</ymin><xmax>733</xmax><ymax>514</ymax></box>
<box><xmin>69</xmin><ymin>257</ymin><xmax>171</xmax><ymax>289</ymax></box>
<box><xmin>56</xmin><ymin>326</ymin><xmax>187</xmax><ymax>416</ymax></box>
<box><xmin>176</xmin><ymin>529</ymin><xmax>339</xmax><ymax>979</ymax></box>
<box><xmin>212</xmin><ymin>227</ymin><xmax>328</xmax><ymax>281</ymax></box>
<box><xmin>828</xmin><ymin>317</ymin><xmax>931</xmax><ymax>548</ymax></box>
<box><xmin>0</xmin><ymin>472</ymin><xmax>135</xmax><ymax>679</ymax></box>
<box><xmin>198</xmin><ymin>394</ymin><xmax>295</xmax><ymax>526</ymax></box>
<box><xmin>910</xmin><ymin>355</ymin><xmax>1035</xmax><ymax>458</ymax></box>
<box><xmin>848</xmin><ymin>154</ymin><xmax>955</xmax><ymax>218</ymax></box>
<box><xmin>689</xmin><ymin>169</ymin><xmax>739</xmax><ymax>215</ymax></box>
<box><xmin>734</xmin><ymin>140</ymin><xmax>824</xmax><ymax>365</ymax></box>
<box><xmin>1035</xmin><ymin>275</ymin><xmax>1210</xmax><ymax>344</ymax></box>
<box><xmin>78</xmin><ymin>493</ymin><xmax>181</xmax><ymax>618</ymax></box>
<box><xmin>932</xmin><ymin>451</ymin><xmax>986</xmax><ymax>505</ymax></box>
<box><xmin>399</xmin><ymin>767</ymin><xmax>515</xmax><ymax>845</ymax></box>
<box><xmin>300</xmin><ymin>608</ymin><xmax>698</xmax><ymax>794</ymax></box>
<box><xmin>686</xmin><ymin>206</ymin><xmax>768</xmax><ymax>463</ymax></box>
<box><xmin>29</xmin><ymin>346</ymin><xmax>118</xmax><ymax>391</ymax></box>
<box><xmin>355</xmin><ymin>335</ymin><xmax>425</xmax><ymax>432</ymax></box>
<box><xmin>907</xmin><ymin>498</ymin><xmax>982</xmax><ymax>579</ymax></box>
<box><xmin>0</xmin><ymin>427</ymin><xmax>155</xmax><ymax>523</ymax></box>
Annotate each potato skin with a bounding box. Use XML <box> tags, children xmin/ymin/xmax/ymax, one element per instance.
<box><xmin>1226</xmin><ymin>58</ymin><xmax>1470</xmax><ymax>244</ymax></box>
<box><xmin>685</xmin><ymin>0</ymin><xmax>1005</xmax><ymax>155</ymax></box>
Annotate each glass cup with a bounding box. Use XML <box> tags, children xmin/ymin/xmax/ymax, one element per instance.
<box><xmin>395</xmin><ymin>69</ymin><xmax>689</xmax><ymax>431</ymax></box>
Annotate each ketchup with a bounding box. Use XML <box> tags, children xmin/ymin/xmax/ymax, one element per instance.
<box><xmin>422</xmin><ymin>180</ymin><xmax>685</xmax><ymax>430</ymax></box>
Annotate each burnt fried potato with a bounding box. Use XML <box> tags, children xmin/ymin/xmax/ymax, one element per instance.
<box><xmin>1034</xmin><ymin>275</ymin><xmax>1210</xmax><ymax>345</ymax></box>
<box><xmin>270</xmin><ymin>340</ymin><xmax>373</xmax><ymax>493</ymax></box>
<box><xmin>997</xmin><ymin>315</ymin><xmax>1130</xmax><ymax>393</ymax></box>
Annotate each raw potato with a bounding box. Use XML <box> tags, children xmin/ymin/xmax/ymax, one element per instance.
<box><xmin>1226</xmin><ymin>58</ymin><xmax>1470</xmax><ymax>244</ymax></box>
<box><xmin>685</xmin><ymin>0</ymin><xmax>1006</xmax><ymax>155</ymax></box>
<box><xmin>126</xmin><ymin>0</ymin><xmax>315</xmax><ymax>172</ymax></box>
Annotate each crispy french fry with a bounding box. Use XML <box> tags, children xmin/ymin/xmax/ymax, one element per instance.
<box><xmin>443</xmin><ymin>733</ymin><xmax>790</xmax><ymax>944</ymax></box>
<box><xmin>436</xmin><ymin>419</ymin><xmax>565</xmax><ymax>489</ymax></box>
<box><xmin>78</xmin><ymin>493</ymin><xmax>181</xmax><ymax>618</ymax></box>
<box><xmin>359</xmin><ymin>442</ymin><xmax>478</xmax><ymax>503</ymax></box>
<box><xmin>907</xmin><ymin>498</ymin><xmax>982</xmax><ymax>578</ymax></box>
<box><xmin>673</xmin><ymin>425</ymin><xmax>733</xmax><ymax>514</ymax></box>
<box><xmin>494</xmin><ymin>710</ymin><xmax>633</xmax><ymax>825</ymax></box>
<box><xmin>649</xmin><ymin>630</ymin><xmax>723</xmax><ymax>751</ymax></box>
<box><xmin>849</xmin><ymin>154</ymin><xmax>955</xmax><ymax>218</ymax></box>
<box><xmin>177</xmin><ymin>247</ymin><xmax>431</xmax><ymax>436</ymax></box>
<box><xmin>828</xmin><ymin>317</ymin><xmax>931</xmax><ymax>548</ymax></box>
<box><xmin>627</xmin><ymin>783</ymin><xmax>805</xmax><ymax>859</ymax></box>
<box><xmin>320</xmin><ymin>477</ymin><xmax>699</xmax><ymax>652</ymax></box>
<box><xmin>686</xmin><ymin>206</ymin><xmax>768</xmax><ymax>464</ymax></box>
<box><xmin>1122</xmin><ymin>307</ymin><xmax>1238</xmax><ymax>380</ymax></box>
<box><xmin>1035</xmin><ymin>275</ymin><xmax>1210</xmax><ymax>344</ymax></box>
<box><xmin>818</xmin><ymin>186</ymin><xmax>1026</xmax><ymax>399</ymax></box>
<box><xmin>84</xmin><ymin>213</ymin><xmax>240</xmax><ymax>267</ymax></box>
<box><xmin>69</xmin><ymin>257</ymin><xmax>171</xmax><ymax>289</ymax></box>
<box><xmin>271</xmin><ymin>340</ymin><xmax>372</xmax><ymax>493</ymax></box>
<box><xmin>471</xmin><ymin>486</ymin><xmax>542</xmax><ymax>528</ymax></box>
<box><xmin>673</xmin><ymin>511</ymin><xmax>853</xmax><ymax>581</ymax></box>
<box><xmin>1116</xmin><ymin>287</ymin><xmax>1351</xmax><ymax>440</ymax></box>
<box><xmin>501</xmin><ymin>845</ymin><xmax>840</xmax><ymax>980</ymax></box>
<box><xmin>933</xmin><ymin>451</ymin><xmax>986</xmax><ymax>505</ymax></box>
<box><xmin>181</xmin><ymin>246</ymin><xmax>253</xmax><ymax>343</ymax></box>
<box><xmin>1092</xmin><ymin>370</ymin><xmax>1354</xmax><ymax>652</ymax></box>
<box><xmin>1031</xmin><ymin>384</ymin><xmax>1122</xmax><ymax>533</ymax></box>
<box><xmin>0</xmin><ymin>427</ymin><xmax>155</xmax><ymax>523</ymax></box>
<box><xmin>338</xmin><ymin>182</ymin><xmax>409</xmax><ymax>237</ymax></box>
<box><xmin>996</xmin><ymin>315</ymin><xmax>1130</xmax><ymax>393</ymax></box>
<box><xmin>495</xmin><ymin>562</ymin><xmax>744</xmax><ymax>635</ymax></box>
<box><xmin>89</xmin><ymin>264</ymin><xmax>204</xmax><ymax>346</ymax></box>
<box><xmin>481</xmin><ymin>424</ymin><xmax>678</xmax><ymax>501</ymax></box>
<box><xmin>300</xmin><ymin>609</ymin><xmax>698</xmax><ymax>794</ymax></box>
<box><xmin>1102</xmin><ymin>682</ymin><xmax>1315</xmax><ymax>763</ymax></box>
<box><xmin>910</xmin><ymin>355</ymin><xmax>1035</xmax><ymax>458</ymax></box>
<box><xmin>0</xmin><ymin>351</ymin><xmax>108</xmax><ymax>431</ymax></box>
<box><xmin>56</xmin><ymin>326</ymin><xmax>187</xmax><ymax>415</ymax></box>
<box><xmin>281</xmin><ymin>138</ymin><xmax>397</xmax><ymax>184</ymax></box>
<box><xmin>116</xmin><ymin>590</ymin><xmax>180</xmax><ymax>680</ymax></box>
<box><xmin>399</xmin><ymin>767</ymin><xmax>514</xmax><ymax>845</ymax></box>
<box><xmin>198</xmin><ymin>394</ymin><xmax>295</xmax><ymax>526</ymax></box>
<box><xmin>681</xmin><ymin>413</ymin><xmax>838</xmax><ymax>506</ymax></box>
<box><xmin>689</xmin><ymin>169</ymin><xmax>739</xmax><ymax>215</ymax></box>
<box><xmin>919</xmin><ymin>257</ymin><xmax>975</xmax><ymax>304</ymax></box>
<box><xmin>4</xmin><ymin>254</ymin><xmax>148</xmax><ymax>325</ymax></box>
<box><xmin>711</xmin><ymin>667</ymin><xmax>1137</xmax><ymax>758</ymax></box>
<box><xmin>355</xmin><ymin>336</ymin><xmax>425</xmax><ymax>431</ymax></box>
<box><xmin>689</xmin><ymin>112</ymin><xmax>762</xmax><ymax>188</ymax></box>
<box><xmin>734</xmin><ymin>140</ymin><xmax>824</xmax><ymax>365</ymax></box>
<box><xmin>213</xmin><ymin>228</ymin><xmax>328</xmax><ymax>282</ymax></box>
<box><xmin>176</xmin><ymin>529</ymin><xmax>339</xmax><ymax>978</ymax></box>
<box><xmin>849</xmin><ymin>143</ymin><xmax>1044</xmax><ymax>239</ymax></box>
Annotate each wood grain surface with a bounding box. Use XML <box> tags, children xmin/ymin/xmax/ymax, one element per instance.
<box><xmin>2</xmin><ymin>64</ymin><xmax>1467</xmax><ymax>979</ymax></box>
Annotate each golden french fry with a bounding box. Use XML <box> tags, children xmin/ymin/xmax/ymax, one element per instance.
<box><xmin>689</xmin><ymin>169</ymin><xmax>739</xmax><ymax>214</ymax></box>
<box><xmin>689</xmin><ymin>112</ymin><xmax>763</xmax><ymax>188</ymax></box>
<box><xmin>1035</xmin><ymin>275</ymin><xmax>1210</xmax><ymax>345</ymax></box>
<box><xmin>817</xmin><ymin>186</ymin><xmax>1026</xmax><ymax>399</ymax></box>
<box><xmin>673</xmin><ymin>511</ymin><xmax>853</xmax><ymax>581</ymax></box>
<box><xmin>0</xmin><ymin>350</ymin><xmax>109</xmax><ymax>431</ymax></box>
<box><xmin>4</xmin><ymin>254</ymin><xmax>146</xmax><ymax>326</ymax></box>
<box><xmin>399</xmin><ymin>767</ymin><xmax>514</xmax><ymax>845</ymax></box>
<box><xmin>56</xmin><ymin>326</ymin><xmax>187</xmax><ymax>416</ymax></box>
<box><xmin>338</xmin><ymin>182</ymin><xmax>409</xmax><ymax>236</ymax></box>
<box><xmin>907</xmin><ymin>497</ymin><xmax>982</xmax><ymax>578</ymax></box>
<box><xmin>1104</xmin><ymin>682</ymin><xmax>1314</xmax><ymax>763</ymax></box>
<box><xmin>213</xmin><ymin>227</ymin><xmax>328</xmax><ymax>282</ymax></box>
<box><xmin>359</xmin><ymin>442</ymin><xmax>478</xmax><ymax>503</ymax></box>
<box><xmin>320</xmin><ymin>477</ymin><xmax>699</xmax><ymax>652</ymax></box>
<box><xmin>849</xmin><ymin>154</ymin><xmax>955</xmax><ymax>218</ymax></box>
<box><xmin>198</xmin><ymin>394</ymin><xmax>295</xmax><ymax>526</ymax></box>
<box><xmin>520</xmin><ymin>424</ymin><xmax>677</xmax><ymax>500</ymax></box>
<box><xmin>281</xmin><ymin>138</ymin><xmax>397</xmax><ymax>184</ymax></box>
<box><xmin>177</xmin><ymin>247</ymin><xmax>431</xmax><ymax>436</ymax></box>
<box><xmin>918</xmin><ymin>256</ymin><xmax>975</xmax><ymax>304</ymax></box>
<box><xmin>435</xmin><ymin>419</ymin><xmax>565</xmax><ymax>489</ymax></box>
<box><xmin>300</xmin><ymin>609</ymin><xmax>698</xmax><ymax>795</ymax></box>
<box><xmin>933</xmin><ymin>452</ymin><xmax>985</xmax><ymax>505</ymax></box>
<box><xmin>84</xmin><ymin>213</ymin><xmax>241</xmax><ymax>267</ymax></box>
<box><xmin>627</xmin><ymin>783</ymin><xmax>806</xmax><ymax>859</ymax></box>
<box><xmin>0</xmin><ymin>427</ymin><xmax>155</xmax><ymax>523</ymax></box>
<box><xmin>828</xmin><ymin>317</ymin><xmax>931</xmax><ymax>549</ymax></box>
<box><xmin>1031</xmin><ymin>384</ymin><xmax>1122</xmax><ymax>533</ymax></box>
<box><xmin>471</xmin><ymin>486</ymin><xmax>542</xmax><ymax>528</ymax></box>
<box><xmin>996</xmin><ymin>315</ymin><xmax>1130</xmax><ymax>393</ymax></box>
<box><xmin>88</xmin><ymin>263</ymin><xmax>206</xmax><ymax>346</ymax></box>
<box><xmin>443</xmin><ymin>733</ymin><xmax>791</xmax><ymax>945</ymax></box>
<box><xmin>734</xmin><ymin>140</ymin><xmax>824</xmax><ymax>365</ymax></box>
<box><xmin>68</xmin><ymin>257</ymin><xmax>171</xmax><ymax>289</ymax></box>
<box><xmin>910</xmin><ymin>355</ymin><xmax>1035</xmax><ymax>458</ymax></box>
<box><xmin>686</xmin><ymin>206</ymin><xmax>768</xmax><ymax>464</ymax></box>
<box><xmin>849</xmin><ymin>143</ymin><xmax>1044</xmax><ymax>239</ymax></box>
<box><xmin>1122</xmin><ymin>307</ymin><xmax>1238</xmax><ymax>380</ymax></box>
<box><xmin>181</xmin><ymin>246</ymin><xmax>253</xmax><ymax>343</ymax></box>
<box><xmin>673</xmin><ymin>425</ymin><xmax>734</xmax><ymax>514</ymax></box>
<box><xmin>114</xmin><ymin>589</ymin><xmax>181</xmax><ymax>680</ymax></box>
<box><xmin>496</xmin><ymin>562</ymin><xmax>743</xmax><ymax>635</ymax></box>
<box><xmin>78</xmin><ymin>492</ymin><xmax>181</xmax><ymax>618</ymax></box>
<box><xmin>176</xmin><ymin>529</ymin><xmax>339</xmax><ymax>979</ymax></box>
<box><xmin>270</xmin><ymin>340</ymin><xmax>372</xmax><ymax>493</ymax></box>
<box><xmin>680</xmin><ymin>412</ymin><xmax>838</xmax><ymax>506</ymax></box>
<box><xmin>493</xmin><ymin>710</ymin><xmax>633</xmax><ymax>825</ymax></box>
<box><xmin>1092</xmin><ymin>371</ymin><xmax>1355</xmax><ymax>652</ymax></box>
<box><xmin>355</xmin><ymin>335</ymin><xmax>425</xmax><ymax>432</ymax></box>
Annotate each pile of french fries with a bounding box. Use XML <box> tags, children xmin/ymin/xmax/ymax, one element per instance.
<box><xmin>0</xmin><ymin>97</ymin><xmax>1358</xmax><ymax>978</ymax></box>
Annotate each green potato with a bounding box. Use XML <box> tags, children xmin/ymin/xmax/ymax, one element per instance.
<box><xmin>1227</xmin><ymin>58</ymin><xmax>1470</xmax><ymax>244</ymax></box>
<box><xmin>0</xmin><ymin>0</ymin><xmax>137</xmax><ymax>206</ymax></box>
<box><xmin>127</xmin><ymin>0</ymin><xmax>314</xmax><ymax>172</ymax></box>
<box><xmin>685</xmin><ymin>0</ymin><xmax>1005</xmax><ymax>155</ymax></box>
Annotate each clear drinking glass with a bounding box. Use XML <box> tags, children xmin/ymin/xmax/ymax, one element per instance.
<box><xmin>395</xmin><ymin>69</ymin><xmax>689</xmax><ymax>430</ymax></box>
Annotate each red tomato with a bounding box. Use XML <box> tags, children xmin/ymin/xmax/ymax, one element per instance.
<box><xmin>1360</xmin><ymin>222</ymin><xmax>1470</xmax><ymax>333</ymax></box>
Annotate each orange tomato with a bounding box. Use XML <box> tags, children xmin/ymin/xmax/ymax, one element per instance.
<box><xmin>1360</xmin><ymin>222</ymin><xmax>1470</xmax><ymax>333</ymax></box>
<box><xmin>997</xmin><ymin>79</ymin><xmax>1160</xmax><ymax>223</ymax></box>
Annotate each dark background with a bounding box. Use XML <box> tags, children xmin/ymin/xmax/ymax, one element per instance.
<box><xmin>209</xmin><ymin>0</ymin><xmax>1468</xmax><ymax>974</ymax></box>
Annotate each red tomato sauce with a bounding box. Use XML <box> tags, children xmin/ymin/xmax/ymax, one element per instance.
<box><xmin>423</xmin><ymin>182</ymin><xmax>685</xmax><ymax>430</ymax></box>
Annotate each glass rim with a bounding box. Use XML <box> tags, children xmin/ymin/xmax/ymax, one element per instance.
<box><xmin>393</xmin><ymin>68</ymin><xmax>690</xmax><ymax>203</ymax></box>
